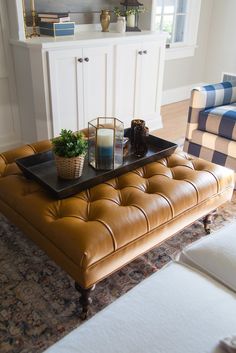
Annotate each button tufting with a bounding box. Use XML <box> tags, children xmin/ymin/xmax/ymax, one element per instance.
<box><xmin>132</xmin><ymin>168</ymin><xmax>145</xmax><ymax>178</ymax></box>
<box><xmin>0</xmin><ymin>146</ymin><xmax>234</xmax><ymax>283</ymax></box>
<box><xmin>22</xmin><ymin>185</ymin><xmax>41</xmax><ymax>196</ymax></box>
<box><xmin>46</xmin><ymin>208</ymin><xmax>60</xmax><ymax>221</ymax></box>
<box><xmin>143</xmin><ymin>188</ymin><xmax>150</xmax><ymax>194</ymax></box>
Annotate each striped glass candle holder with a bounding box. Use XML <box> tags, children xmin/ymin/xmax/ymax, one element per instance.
<box><xmin>88</xmin><ymin>118</ymin><xmax>124</xmax><ymax>170</ymax></box>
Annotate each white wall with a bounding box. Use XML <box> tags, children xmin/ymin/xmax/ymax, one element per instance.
<box><xmin>6</xmin><ymin>0</ymin><xmax>25</xmax><ymax>40</ymax></box>
<box><xmin>204</xmin><ymin>0</ymin><xmax>236</xmax><ymax>83</ymax></box>
<box><xmin>24</xmin><ymin>0</ymin><xmax>119</xmax><ymax>12</ymax></box>
<box><xmin>24</xmin><ymin>0</ymin><xmax>123</xmax><ymax>24</ymax></box>
<box><xmin>0</xmin><ymin>0</ymin><xmax>21</xmax><ymax>151</ymax></box>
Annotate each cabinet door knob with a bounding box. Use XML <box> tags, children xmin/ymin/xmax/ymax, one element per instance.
<box><xmin>78</xmin><ymin>58</ymin><xmax>83</xmax><ymax>63</ymax></box>
<box><xmin>84</xmin><ymin>57</ymin><xmax>89</xmax><ymax>62</ymax></box>
<box><xmin>143</xmin><ymin>50</ymin><xmax>147</xmax><ymax>54</ymax></box>
<box><xmin>138</xmin><ymin>51</ymin><xmax>143</xmax><ymax>55</ymax></box>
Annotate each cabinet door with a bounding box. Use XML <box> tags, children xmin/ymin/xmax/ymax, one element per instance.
<box><xmin>82</xmin><ymin>45</ymin><xmax>113</xmax><ymax>128</ymax></box>
<box><xmin>137</xmin><ymin>41</ymin><xmax>162</xmax><ymax>124</ymax></box>
<box><xmin>48</xmin><ymin>48</ymin><xmax>83</xmax><ymax>136</ymax></box>
<box><xmin>114</xmin><ymin>42</ymin><xmax>142</xmax><ymax>126</ymax></box>
<box><xmin>48</xmin><ymin>45</ymin><xmax>113</xmax><ymax>135</ymax></box>
<box><xmin>114</xmin><ymin>40</ymin><xmax>164</xmax><ymax>130</ymax></box>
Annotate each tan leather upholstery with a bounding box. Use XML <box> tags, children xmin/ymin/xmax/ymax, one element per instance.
<box><xmin>0</xmin><ymin>141</ymin><xmax>234</xmax><ymax>288</ymax></box>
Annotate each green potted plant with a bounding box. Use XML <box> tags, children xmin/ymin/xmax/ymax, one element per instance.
<box><xmin>114</xmin><ymin>6</ymin><xmax>145</xmax><ymax>30</ymax></box>
<box><xmin>52</xmin><ymin>129</ymin><xmax>88</xmax><ymax>179</ymax></box>
<box><xmin>114</xmin><ymin>7</ymin><xmax>122</xmax><ymax>17</ymax></box>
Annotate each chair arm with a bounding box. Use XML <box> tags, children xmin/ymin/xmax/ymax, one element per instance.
<box><xmin>185</xmin><ymin>81</ymin><xmax>236</xmax><ymax>141</ymax></box>
<box><xmin>190</xmin><ymin>81</ymin><xmax>236</xmax><ymax>117</ymax></box>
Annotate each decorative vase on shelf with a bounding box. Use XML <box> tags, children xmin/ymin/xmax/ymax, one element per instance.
<box><xmin>100</xmin><ymin>9</ymin><xmax>110</xmax><ymax>32</ymax></box>
<box><xmin>126</xmin><ymin>13</ymin><xmax>135</xmax><ymax>28</ymax></box>
<box><xmin>117</xmin><ymin>16</ymin><xmax>126</xmax><ymax>33</ymax></box>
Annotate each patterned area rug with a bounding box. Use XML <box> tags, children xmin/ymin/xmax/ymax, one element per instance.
<box><xmin>1</xmin><ymin>192</ymin><xmax>236</xmax><ymax>353</ymax></box>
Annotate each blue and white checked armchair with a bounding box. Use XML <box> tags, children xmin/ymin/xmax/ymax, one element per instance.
<box><xmin>184</xmin><ymin>81</ymin><xmax>236</xmax><ymax>180</ymax></box>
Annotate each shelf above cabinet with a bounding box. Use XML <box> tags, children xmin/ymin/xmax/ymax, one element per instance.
<box><xmin>10</xmin><ymin>30</ymin><xmax>167</xmax><ymax>49</ymax></box>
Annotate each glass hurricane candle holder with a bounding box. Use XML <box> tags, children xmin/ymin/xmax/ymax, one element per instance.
<box><xmin>88</xmin><ymin>118</ymin><xmax>124</xmax><ymax>170</ymax></box>
<box><xmin>120</xmin><ymin>0</ymin><xmax>143</xmax><ymax>32</ymax></box>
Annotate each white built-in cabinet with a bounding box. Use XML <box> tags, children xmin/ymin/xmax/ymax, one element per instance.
<box><xmin>114</xmin><ymin>40</ymin><xmax>164</xmax><ymax>127</ymax></box>
<box><xmin>11</xmin><ymin>32</ymin><xmax>166</xmax><ymax>143</ymax></box>
<box><xmin>48</xmin><ymin>45</ymin><xmax>113</xmax><ymax>136</ymax></box>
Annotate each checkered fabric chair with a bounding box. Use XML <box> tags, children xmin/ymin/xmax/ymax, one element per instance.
<box><xmin>184</xmin><ymin>81</ymin><xmax>236</xmax><ymax>183</ymax></box>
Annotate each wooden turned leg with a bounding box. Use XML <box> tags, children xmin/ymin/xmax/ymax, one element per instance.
<box><xmin>203</xmin><ymin>209</ymin><xmax>217</xmax><ymax>234</ymax></box>
<box><xmin>75</xmin><ymin>283</ymin><xmax>95</xmax><ymax>320</ymax></box>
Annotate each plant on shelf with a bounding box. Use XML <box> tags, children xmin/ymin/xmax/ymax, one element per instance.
<box><xmin>114</xmin><ymin>6</ymin><xmax>122</xmax><ymax>17</ymax></box>
<box><xmin>113</xmin><ymin>6</ymin><xmax>145</xmax><ymax>29</ymax></box>
<box><xmin>114</xmin><ymin>6</ymin><xmax>145</xmax><ymax>17</ymax></box>
<box><xmin>125</xmin><ymin>8</ymin><xmax>138</xmax><ymax>16</ymax></box>
<box><xmin>52</xmin><ymin>129</ymin><xmax>88</xmax><ymax>180</ymax></box>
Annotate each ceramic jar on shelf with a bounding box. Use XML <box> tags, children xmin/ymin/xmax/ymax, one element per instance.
<box><xmin>116</xmin><ymin>16</ymin><xmax>126</xmax><ymax>33</ymax></box>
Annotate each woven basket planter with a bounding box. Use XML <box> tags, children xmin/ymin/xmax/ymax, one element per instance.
<box><xmin>54</xmin><ymin>155</ymin><xmax>85</xmax><ymax>179</ymax></box>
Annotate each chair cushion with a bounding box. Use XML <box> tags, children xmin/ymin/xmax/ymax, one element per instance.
<box><xmin>44</xmin><ymin>262</ymin><xmax>236</xmax><ymax>353</ymax></box>
<box><xmin>178</xmin><ymin>222</ymin><xmax>236</xmax><ymax>292</ymax></box>
<box><xmin>198</xmin><ymin>103</ymin><xmax>236</xmax><ymax>141</ymax></box>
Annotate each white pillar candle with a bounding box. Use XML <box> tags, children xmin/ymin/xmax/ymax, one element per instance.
<box><xmin>127</xmin><ymin>14</ymin><xmax>135</xmax><ymax>28</ymax></box>
<box><xmin>97</xmin><ymin>129</ymin><xmax>114</xmax><ymax>147</ymax></box>
<box><xmin>96</xmin><ymin>129</ymin><xmax>114</xmax><ymax>170</ymax></box>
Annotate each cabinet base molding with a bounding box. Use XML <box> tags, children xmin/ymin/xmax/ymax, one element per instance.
<box><xmin>146</xmin><ymin>115</ymin><xmax>163</xmax><ymax>132</ymax></box>
<box><xmin>162</xmin><ymin>82</ymin><xmax>206</xmax><ymax>106</ymax></box>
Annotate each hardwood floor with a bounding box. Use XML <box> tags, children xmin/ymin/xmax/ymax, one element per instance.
<box><xmin>152</xmin><ymin>99</ymin><xmax>190</xmax><ymax>143</ymax></box>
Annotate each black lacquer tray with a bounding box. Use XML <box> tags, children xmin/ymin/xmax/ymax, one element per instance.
<box><xmin>16</xmin><ymin>130</ymin><xmax>177</xmax><ymax>199</ymax></box>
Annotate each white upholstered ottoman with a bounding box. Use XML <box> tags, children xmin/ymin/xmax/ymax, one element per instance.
<box><xmin>178</xmin><ymin>221</ymin><xmax>236</xmax><ymax>293</ymax></box>
<box><xmin>44</xmin><ymin>222</ymin><xmax>236</xmax><ymax>353</ymax></box>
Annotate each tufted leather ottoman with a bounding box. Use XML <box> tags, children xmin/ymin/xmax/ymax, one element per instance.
<box><xmin>0</xmin><ymin>140</ymin><xmax>234</xmax><ymax>317</ymax></box>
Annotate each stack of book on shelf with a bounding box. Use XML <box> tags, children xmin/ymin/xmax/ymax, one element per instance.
<box><xmin>38</xmin><ymin>12</ymin><xmax>70</xmax><ymax>23</ymax></box>
<box><xmin>38</xmin><ymin>12</ymin><xmax>75</xmax><ymax>37</ymax></box>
